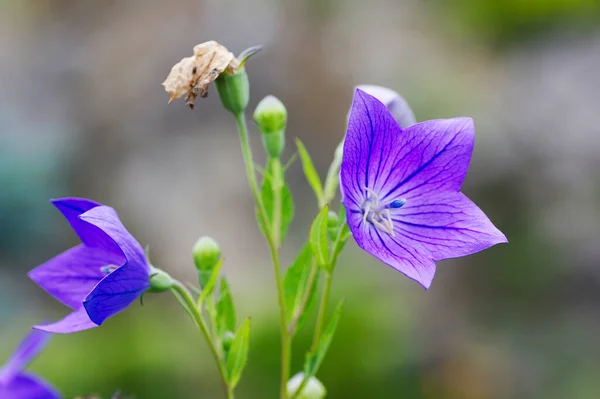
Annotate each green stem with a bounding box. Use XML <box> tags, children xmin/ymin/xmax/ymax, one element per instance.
<box><xmin>233</xmin><ymin>112</ymin><xmax>291</xmax><ymax>399</ymax></box>
<box><xmin>170</xmin><ymin>281</ymin><xmax>233</xmax><ymax>399</ymax></box>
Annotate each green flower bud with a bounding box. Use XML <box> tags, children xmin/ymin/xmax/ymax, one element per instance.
<box><xmin>286</xmin><ymin>373</ymin><xmax>327</xmax><ymax>399</ymax></box>
<box><xmin>148</xmin><ymin>268</ymin><xmax>174</xmax><ymax>293</ymax></box>
<box><xmin>222</xmin><ymin>330</ymin><xmax>235</xmax><ymax>352</ymax></box>
<box><xmin>254</xmin><ymin>95</ymin><xmax>287</xmax><ymax>135</ymax></box>
<box><xmin>215</xmin><ymin>68</ymin><xmax>250</xmax><ymax>114</ymax></box>
<box><xmin>193</xmin><ymin>236</ymin><xmax>222</xmax><ymax>287</ymax></box>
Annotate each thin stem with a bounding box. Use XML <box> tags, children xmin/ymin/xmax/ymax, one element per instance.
<box><xmin>233</xmin><ymin>112</ymin><xmax>291</xmax><ymax>399</ymax></box>
<box><xmin>288</xmin><ymin>259</ymin><xmax>318</xmax><ymax>336</ymax></box>
<box><xmin>170</xmin><ymin>281</ymin><xmax>232</xmax><ymax>399</ymax></box>
<box><xmin>292</xmin><ymin>221</ymin><xmax>346</xmax><ymax>399</ymax></box>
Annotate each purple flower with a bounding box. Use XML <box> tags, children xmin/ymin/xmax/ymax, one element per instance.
<box><xmin>29</xmin><ymin>198</ymin><xmax>151</xmax><ymax>333</ymax></box>
<box><xmin>341</xmin><ymin>89</ymin><xmax>507</xmax><ymax>289</ymax></box>
<box><xmin>0</xmin><ymin>329</ymin><xmax>60</xmax><ymax>399</ymax></box>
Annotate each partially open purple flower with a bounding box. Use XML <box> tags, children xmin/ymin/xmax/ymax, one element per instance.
<box><xmin>341</xmin><ymin>89</ymin><xmax>507</xmax><ymax>289</ymax></box>
<box><xmin>29</xmin><ymin>198</ymin><xmax>151</xmax><ymax>333</ymax></box>
<box><xmin>0</xmin><ymin>329</ymin><xmax>60</xmax><ymax>399</ymax></box>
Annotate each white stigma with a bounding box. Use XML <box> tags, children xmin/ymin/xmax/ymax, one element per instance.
<box><xmin>361</xmin><ymin>187</ymin><xmax>405</xmax><ymax>236</ymax></box>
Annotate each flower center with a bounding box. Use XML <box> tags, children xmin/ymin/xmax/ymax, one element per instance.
<box><xmin>100</xmin><ymin>265</ymin><xmax>119</xmax><ymax>275</ymax></box>
<box><xmin>361</xmin><ymin>187</ymin><xmax>406</xmax><ymax>237</ymax></box>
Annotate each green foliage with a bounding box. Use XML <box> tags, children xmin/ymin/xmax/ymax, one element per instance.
<box><xmin>226</xmin><ymin>318</ymin><xmax>251</xmax><ymax>388</ymax></box>
<box><xmin>197</xmin><ymin>260</ymin><xmax>223</xmax><ymax>306</ymax></box>
<box><xmin>309</xmin><ymin>206</ymin><xmax>330</xmax><ymax>269</ymax></box>
<box><xmin>303</xmin><ymin>300</ymin><xmax>344</xmax><ymax>378</ymax></box>
<box><xmin>295</xmin><ymin>139</ymin><xmax>324</xmax><ymax>205</ymax></box>
<box><xmin>284</xmin><ymin>244</ymin><xmax>320</xmax><ymax>335</ymax></box>
<box><xmin>258</xmin><ymin>159</ymin><xmax>294</xmax><ymax>245</ymax></box>
<box><xmin>216</xmin><ymin>277</ymin><xmax>236</xmax><ymax>336</ymax></box>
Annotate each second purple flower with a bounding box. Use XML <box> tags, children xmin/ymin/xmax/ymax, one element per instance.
<box><xmin>341</xmin><ymin>89</ymin><xmax>507</xmax><ymax>289</ymax></box>
<box><xmin>29</xmin><ymin>198</ymin><xmax>151</xmax><ymax>333</ymax></box>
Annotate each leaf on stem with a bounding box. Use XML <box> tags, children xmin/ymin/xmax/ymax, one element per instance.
<box><xmin>284</xmin><ymin>244</ymin><xmax>320</xmax><ymax>335</ymax></box>
<box><xmin>310</xmin><ymin>205</ymin><xmax>330</xmax><ymax>269</ymax></box>
<box><xmin>226</xmin><ymin>318</ymin><xmax>251</xmax><ymax>388</ymax></box>
<box><xmin>303</xmin><ymin>300</ymin><xmax>344</xmax><ymax>378</ymax></box>
<box><xmin>257</xmin><ymin>159</ymin><xmax>294</xmax><ymax>245</ymax></box>
<box><xmin>296</xmin><ymin>139</ymin><xmax>324</xmax><ymax>205</ymax></box>
<box><xmin>216</xmin><ymin>277</ymin><xmax>237</xmax><ymax>336</ymax></box>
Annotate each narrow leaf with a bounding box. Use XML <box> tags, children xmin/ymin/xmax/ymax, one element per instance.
<box><xmin>258</xmin><ymin>159</ymin><xmax>295</xmax><ymax>245</ymax></box>
<box><xmin>284</xmin><ymin>244</ymin><xmax>320</xmax><ymax>335</ymax></box>
<box><xmin>226</xmin><ymin>318</ymin><xmax>251</xmax><ymax>388</ymax></box>
<box><xmin>216</xmin><ymin>277</ymin><xmax>236</xmax><ymax>336</ymax></box>
<box><xmin>304</xmin><ymin>300</ymin><xmax>344</xmax><ymax>377</ymax></box>
<box><xmin>197</xmin><ymin>260</ymin><xmax>223</xmax><ymax>307</ymax></box>
<box><xmin>310</xmin><ymin>205</ymin><xmax>330</xmax><ymax>269</ymax></box>
<box><xmin>296</xmin><ymin>139</ymin><xmax>324</xmax><ymax>205</ymax></box>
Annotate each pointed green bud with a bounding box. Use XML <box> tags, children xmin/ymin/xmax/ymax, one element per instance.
<box><xmin>193</xmin><ymin>236</ymin><xmax>222</xmax><ymax>287</ymax></box>
<box><xmin>286</xmin><ymin>373</ymin><xmax>327</xmax><ymax>399</ymax></box>
<box><xmin>222</xmin><ymin>330</ymin><xmax>235</xmax><ymax>352</ymax></box>
<box><xmin>148</xmin><ymin>267</ymin><xmax>174</xmax><ymax>293</ymax></box>
<box><xmin>215</xmin><ymin>68</ymin><xmax>250</xmax><ymax>115</ymax></box>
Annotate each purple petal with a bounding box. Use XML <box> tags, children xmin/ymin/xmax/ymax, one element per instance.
<box><xmin>355</xmin><ymin>85</ymin><xmax>416</xmax><ymax>128</ymax></box>
<box><xmin>33</xmin><ymin>307</ymin><xmax>98</xmax><ymax>334</ymax></box>
<box><xmin>0</xmin><ymin>330</ymin><xmax>51</xmax><ymax>383</ymax></box>
<box><xmin>83</xmin><ymin>263</ymin><xmax>150</xmax><ymax>325</ymax></box>
<box><xmin>377</xmin><ymin>117</ymin><xmax>475</xmax><ymax>203</ymax></box>
<box><xmin>392</xmin><ymin>192</ymin><xmax>507</xmax><ymax>261</ymax></box>
<box><xmin>51</xmin><ymin>198</ymin><xmax>122</xmax><ymax>256</ymax></box>
<box><xmin>0</xmin><ymin>373</ymin><xmax>60</xmax><ymax>399</ymax></box>
<box><xmin>28</xmin><ymin>245</ymin><xmax>124</xmax><ymax>309</ymax></box>
<box><xmin>341</xmin><ymin>89</ymin><xmax>405</xmax><ymax>206</ymax></box>
<box><xmin>78</xmin><ymin>206</ymin><xmax>148</xmax><ymax>271</ymax></box>
<box><xmin>346</xmin><ymin>208</ymin><xmax>436</xmax><ymax>289</ymax></box>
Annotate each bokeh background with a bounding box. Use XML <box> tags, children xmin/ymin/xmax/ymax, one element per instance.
<box><xmin>2</xmin><ymin>0</ymin><xmax>600</xmax><ymax>398</ymax></box>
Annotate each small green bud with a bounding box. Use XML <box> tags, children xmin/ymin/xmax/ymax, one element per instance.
<box><xmin>193</xmin><ymin>236</ymin><xmax>222</xmax><ymax>287</ymax></box>
<box><xmin>222</xmin><ymin>330</ymin><xmax>235</xmax><ymax>352</ymax></box>
<box><xmin>148</xmin><ymin>268</ymin><xmax>174</xmax><ymax>293</ymax></box>
<box><xmin>286</xmin><ymin>373</ymin><xmax>327</xmax><ymax>399</ymax></box>
<box><xmin>215</xmin><ymin>68</ymin><xmax>250</xmax><ymax>114</ymax></box>
<box><xmin>254</xmin><ymin>95</ymin><xmax>287</xmax><ymax>135</ymax></box>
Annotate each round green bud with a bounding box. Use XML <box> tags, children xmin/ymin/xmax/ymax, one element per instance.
<box><xmin>222</xmin><ymin>330</ymin><xmax>235</xmax><ymax>352</ymax></box>
<box><xmin>193</xmin><ymin>236</ymin><xmax>222</xmax><ymax>271</ymax></box>
<box><xmin>286</xmin><ymin>373</ymin><xmax>326</xmax><ymax>399</ymax></box>
<box><xmin>253</xmin><ymin>95</ymin><xmax>287</xmax><ymax>135</ymax></box>
<box><xmin>148</xmin><ymin>268</ymin><xmax>174</xmax><ymax>293</ymax></box>
<box><xmin>215</xmin><ymin>68</ymin><xmax>250</xmax><ymax>114</ymax></box>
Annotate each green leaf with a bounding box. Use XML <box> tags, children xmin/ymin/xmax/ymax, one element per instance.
<box><xmin>226</xmin><ymin>318</ymin><xmax>251</xmax><ymax>388</ymax></box>
<box><xmin>284</xmin><ymin>244</ymin><xmax>320</xmax><ymax>335</ymax></box>
<box><xmin>296</xmin><ymin>139</ymin><xmax>324</xmax><ymax>205</ymax></box>
<box><xmin>197</xmin><ymin>260</ymin><xmax>223</xmax><ymax>306</ymax></box>
<box><xmin>304</xmin><ymin>300</ymin><xmax>344</xmax><ymax>378</ymax></box>
<box><xmin>257</xmin><ymin>159</ymin><xmax>294</xmax><ymax>245</ymax></box>
<box><xmin>310</xmin><ymin>205</ymin><xmax>330</xmax><ymax>269</ymax></box>
<box><xmin>216</xmin><ymin>277</ymin><xmax>236</xmax><ymax>336</ymax></box>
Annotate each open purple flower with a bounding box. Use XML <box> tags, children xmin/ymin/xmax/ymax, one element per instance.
<box><xmin>0</xmin><ymin>329</ymin><xmax>60</xmax><ymax>399</ymax></box>
<box><xmin>341</xmin><ymin>89</ymin><xmax>507</xmax><ymax>289</ymax></box>
<box><xmin>29</xmin><ymin>198</ymin><xmax>151</xmax><ymax>333</ymax></box>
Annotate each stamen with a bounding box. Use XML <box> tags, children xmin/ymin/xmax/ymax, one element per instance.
<box><xmin>361</xmin><ymin>187</ymin><xmax>405</xmax><ymax>237</ymax></box>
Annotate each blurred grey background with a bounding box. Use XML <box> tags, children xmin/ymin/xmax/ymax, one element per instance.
<box><xmin>2</xmin><ymin>0</ymin><xmax>600</xmax><ymax>398</ymax></box>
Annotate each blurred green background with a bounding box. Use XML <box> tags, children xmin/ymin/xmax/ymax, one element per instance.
<box><xmin>2</xmin><ymin>0</ymin><xmax>600</xmax><ymax>398</ymax></box>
